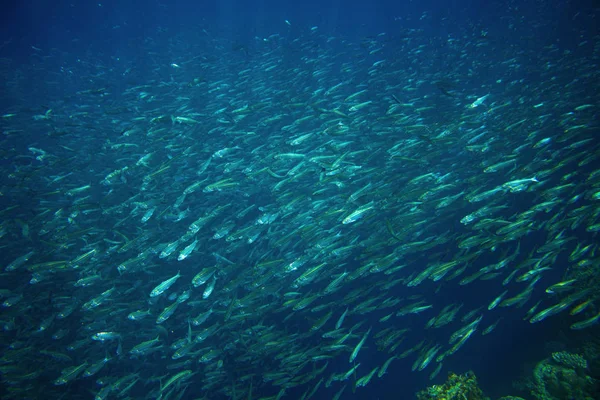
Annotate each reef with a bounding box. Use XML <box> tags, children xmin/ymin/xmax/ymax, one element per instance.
<box><xmin>416</xmin><ymin>347</ymin><xmax>599</xmax><ymax>399</ymax></box>
<box><xmin>551</xmin><ymin>351</ymin><xmax>588</xmax><ymax>370</ymax></box>
<box><xmin>416</xmin><ymin>371</ymin><xmax>490</xmax><ymax>400</ymax></box>
<box><xmin>525</xmin><ymin>351</ymin><xmax>597</xmax><ymax>400</ymax></box>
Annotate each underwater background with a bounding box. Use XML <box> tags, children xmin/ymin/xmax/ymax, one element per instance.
<box><xmin>0</xmin><ymin>1</ymin><xmax>599</xmax><ymax>399</ymax></box>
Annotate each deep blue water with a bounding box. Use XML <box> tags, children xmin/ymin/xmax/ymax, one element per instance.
<box><xmin>1</xmin><ymin>1</ymin><xmax>599</xmax><ymax>399</ymax></box>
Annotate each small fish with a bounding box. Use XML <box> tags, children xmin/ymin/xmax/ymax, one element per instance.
<box><xmin>488</xmin><ymin>290</ymin><xmax>508</xmax><ymax>310</ymax></box>
<box><xmin>349</xmin><ymin>327</ymin><xmax>371</xmax><ymax>363</ymax></box>
<box><xmin>156</xmin><ymin>301</ymin><xmax>179</xmax><ymax>324</ymax></box>
<box><xmin>130</xmin><ymin>336</ymin><xmax>161</xmax><ymax>355</ymax></box>
<box><xmin>546</xmin><ymin>279</ymin><xmax>578</xmax><ymax>294</ymax></box>
<box><xmin>159</xmin><ymin>241</ymin><xmax>180</xmax><ymax>259</ymax></box>
<box><xmin>570</xmin><ymin>311</ymin><xmax>600</xmax><ymax>330</ymax></box>
<box><xmin>342</xmin><ymin>202</ymin><xmax>375</xmax><ymax>225</ymax></box>
<box><xmin>203</xmin><ymin>276</ymin><xmax>217</xmax><ymax>299</ymax></box>
<box><xmin>336</xmin><ymin>307</ymin><xmax>349</xmax><ymax>329</ymax></box>
<box><xmin>141</xmin><ymin>207</ymin><xmax>157</xmax><ymax>223</ymax></box>
<box><xmin>91</xmin><ymin>332</ymin><xmax>121</xmax><ymax>342</ymax></box>
<box><xmin>570</xmin><ymin>299</ymin><xmax>592</xmax><ymax>316</ymax></box>
<box><xmin>160</xmin><ymin>370</ymin><xmax>193</xmax><ymax>393</ymax></box>
<box><xmin>127</xmin><ymin>309</ymin><xmax>152</xmax><ymax>321</ymax></box>
<box><xmin>469</xmin><ymin>94</ymin><xmax>490</xmax><ymax>108</ymax></box>
<box><xmin>502</xmin><ymin>177</ymin><xmax>539</xmax><ymax>193</ymax></box>
<box><xmin>349</xmin><ymin>101</ymin><xmax>373</xmax><ymax>112</ymax></box>
<box><xmin>192</xmin><ymin>268</ymin><xmax>215</xmax><ymax>287</ymax></box>
<box><xmin>177</xmin><ymin>239</ymin><xmax>198</xmax><ymax>261</ymax></box>
<box><xmin>149</xmin><ymin>271</ymin><xmax>182</xmax><ymax>297</ymax></box>
<box><xmin>5</xmin><ymin>251</ymin><xmax>35</xmax><ymax>271</ymax></box>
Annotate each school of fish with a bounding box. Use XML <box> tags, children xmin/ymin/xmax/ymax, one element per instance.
<box><xmin>0</xmin><ymin>12</ymin><xmax>599</xmax><ymax>400</ymax></box>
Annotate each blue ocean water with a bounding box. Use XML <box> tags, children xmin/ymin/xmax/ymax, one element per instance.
<box><xmin>1</xmin><ymin>1</ymin><xmax>599</xmax><ymax>399</ymax></box>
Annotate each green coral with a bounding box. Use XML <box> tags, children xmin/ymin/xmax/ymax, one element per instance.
<box><xmin>551</xmin><ymin>351</ymin><xmax>588</xmax><ymax>370</ymax></box>
<box><xmin>528</xmin><ymin>352</ymin><xmax>596</xmax><ymax>400</ymax></box>
<box><xmin>416</xmin><ymin>371</ymin><xmax>490</xmax><ymax>400</ymax></box>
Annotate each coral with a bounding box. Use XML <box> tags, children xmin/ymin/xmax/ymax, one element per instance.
<box><xmin>527</xmin><ymin>352</ymin><xmax>597</xmax><ymax>400</ymax></box>
<box><xmin>416</xmin><ymin>371</ymin><xmax>490</xmax><ymax>400</ymax></box>
<box><xmin>551</xmin><ymin>351</ymin><xmax>588</xmax><ymax>370</ymax></box>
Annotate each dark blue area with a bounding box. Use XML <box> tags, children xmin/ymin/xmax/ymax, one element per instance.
<box><xmin>2</xmin><ymin>1</ymin><xmax>595</xmax><ymax>54</ymax></box>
